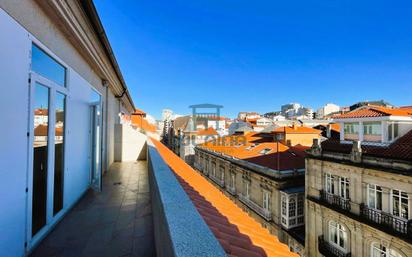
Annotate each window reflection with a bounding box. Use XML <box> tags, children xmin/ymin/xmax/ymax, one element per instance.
<box><xmin>32</xmin><ymin>44</ymin><xmax>66</xmax><ymax>86</ymax></box>
<box><xmin>53</xmin><ymin>93</ymin><xmax>65</xmax><ymax>215</ymax></box>
<box><xmin>32</xmin><ymin>83</ymin><xmax>49</xmax><ymax>236</ymax></box>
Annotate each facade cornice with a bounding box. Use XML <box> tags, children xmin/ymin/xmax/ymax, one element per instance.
<box><xmin>36</xmin><ymin>0</ymin><xmax>134</xmax><ymax>112</ymax></box>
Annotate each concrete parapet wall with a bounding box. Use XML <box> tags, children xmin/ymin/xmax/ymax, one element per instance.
<box><xmin>114</xmin><ymin>124</ymin><xmax>147</xmax><ymax>161</ymax></box>
<box><xmin>147</xmin><ymin>139</ymin><xmax>227</xmax><ymax>257</ymax></box>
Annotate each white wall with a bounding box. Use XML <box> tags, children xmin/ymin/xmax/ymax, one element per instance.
<box><xmin>0</xmin><ymin>8</ymin><xmax>31</xmax><ymax>257</ymax></box>
<box><xmin>0</xmin><ymin>7</ymin><xmax>122</xmax><ymax>256</ymax></box>
<box><xmin>114</xmin><ymin>124</ymin><xmax>147</xmax><ymax>162</ymax></box>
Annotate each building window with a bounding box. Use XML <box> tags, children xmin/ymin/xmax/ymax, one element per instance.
<box><xmin>325</xmin><ymin>173</ymin><xmax>335</xmax><ymax>194</ymax></box>
<box><xmin>281</xmin><ymin>192</ymin><xmax>304</xmax><ymax>229</ymax></box>
<box><xmin>367</xmin><ymin>184</ymin><xmax>382</xmax><ymax>210</ymax></box>
<box><xmin>388</xmin><ymin>122</ymin><xmax>399</xmax><ymax>141</ymax></box>
<box><xmin>32</xmin><ymin>44</ymin><xmax>66</xmax><ymax>87</ymax></box>
<box><xmin>220</xmin><ymin>166</ymin><xmax>225</xmax><ymax>181</ymax></box>
<box><xmin>263</xmin><ymin>191</ymin><xmax>270</xmax><ymax>211</ymax></box>
<box><xmin>329</xmin><ymin>221</ymin><xmax>348</xmax><ymax>251</ymax></box>
<box><xmin>230</xmin><ymin>173</ymin><xmax>235</xmax><ymax>188</ymax></box>
<box><xmin>363</xmin><ymin>122</ymin><xmax>382</xmax><ymax>136</ymax></box>
<box><xmin>392</xmin><ymin>190</ymin><xmax>409</xmax><ymax>219</ymax></box>
<box><xmin>244</xmin><ymin>180</ymin><xmax>250</xmax><ymax>199</ymax></box>
<box><xmin>344</xmin><ymin>123</ymin><xmax>359</xmax><ymax>134</ymax></box>
<box><xmin>212</xmin><ymin>163</ymin><xmax>216</xmax><ymax>177</ymax></box>
<box><xmin>371</xmin><ymin>243</ymin><xmax>402</xmax><ymax>257</ymax></box>
<box><xmin>297</xmin><ymin>194</ymin><xmax>304</xmax><ymax>216</ymax></box>
<box><xmin>339</xmin><ymin>177</ymin><xmax>350</xmax><ymax>199</ymax></box>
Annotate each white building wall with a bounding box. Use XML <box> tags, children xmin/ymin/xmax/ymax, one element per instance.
<box><xmin>0</xmin><ymin>8</ymin><xmax>31</xmax><ymax>257</ymax></box>
<box><xmin>0</xmin><ymin>5</ymin><xmax>129</xmax><ymax>256</ymax></box>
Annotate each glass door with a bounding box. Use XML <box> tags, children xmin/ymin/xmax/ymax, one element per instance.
<box><xmin>90</xmin><ymin>91</ymin><xmax>102</xmax><ymax>191</ymax></box>
<box><xmin>31</xmin><ymin>82</ymin><xmax>50</xmax><ymax>236</ymax></box>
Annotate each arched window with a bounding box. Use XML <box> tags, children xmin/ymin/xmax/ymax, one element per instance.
<box><xmin>371</xmin><ymin>243</ymin><xmax>402</xmax><ymax>257</ymax></box>
<box><xmin>329</xmin><ymin>221</ymin><xmax>348</xmax><ymax>251</ymax></box>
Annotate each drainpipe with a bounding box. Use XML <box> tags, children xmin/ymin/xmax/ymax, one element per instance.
<box><xmin>103</xmin><ymin>80</ymin><xmax>109</xmax><ymax>173</ymax></box>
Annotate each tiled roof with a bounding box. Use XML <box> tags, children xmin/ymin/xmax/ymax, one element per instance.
<box><xmin>199</xmin><ymin>133</ymin><xmax>308</xmax><ymax>171</ymax></box>
<box><xmin>34</xmin><ymin>125</ymin><xmax>63</xmax><ymax>136</ymax></box>
<box><xmin>133</xmin><ymin>108</ymin><xmax>146</xmax><ymax>115</ymax></box>
<box><xmin>152</xmin><ymin>139</ymin><xmax>297</xmax><ymax>257</ymax></box>
<box><xmin>197</xmin><ymin>127</ymin><xmax>219</xmax><ymax>136</ymax></box>
<box><xmin>320</xmin><ymin>129</ymin><xmax>412</xmax><ymax>161</ymax></box>
<box><xmin>335</xmin><ymin>106</ymin><xmax>412</xmax><ymax>119</ymax></box>
<box><xmin>272</xmin><ymin>125</ymin><xmax>321</xmax><ymax>134</ymax></box>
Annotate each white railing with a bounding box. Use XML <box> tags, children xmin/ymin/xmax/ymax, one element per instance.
<box><xmin>238</xmin><ymin>193</ymin><xmax>272</xmax><ymax>221</ymax></box>
<box><xmin>209</xmin><ymin>174</ymin><xmax>224</xmax><ymax>187</ymax></box>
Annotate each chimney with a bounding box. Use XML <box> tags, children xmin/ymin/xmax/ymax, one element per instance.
<box><xmin>311</xmin><ymin>138</ymin><xmax>322</xmax><ymax>156</ymax></box>
<box><xmin>326</xmin><ymin>124</ymin><xmax>332</xmax><ymax>138</ymax></box>
<box><xmin>292</xmin><ymin>122</ymin><xmax>298</xmax><ymax>130</ymax></box>
<box><xmin>351</xmin><ymin>140</ymin><xmax>362</xmax><ymax>163</ymax></box>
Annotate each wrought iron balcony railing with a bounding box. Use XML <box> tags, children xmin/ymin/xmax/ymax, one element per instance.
<box><xmin>320</xmin><ymin>190</ymin><xmax>351</xmax><ymax>212</ymax></box>
<box><xmin>318</xmin><ymin>236</ymin><xmax>351</xmax><ymax>257</ymax></box>
<box><xmin>238</xmin><ymin>193</ymin><xmax>272</xmax><ymax>221</ymax></box>
<box><xmin>360</xmin><ymin>204</ymin><xmax>412</xmax><ymax>239</ymax></box>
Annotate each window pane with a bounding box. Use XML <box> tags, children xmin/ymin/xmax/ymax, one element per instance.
<box><xmin>376</xmin><ymin>190</ymin><xmax>382</xmax><ymax>210</ymax></box>
<box><xmin>32</xmin><ymin>44</ymin><xmax>66</xmax><ymax>86</ymax></box>
<box><xmin>32</xmin><ymin>83</ymin><xmax>49</xmax><ymax>236</ymax></box>
<box><xmin>53</xmin><ymin>93</ymin><xmax>65</xmax><ymax>215</ymax></box>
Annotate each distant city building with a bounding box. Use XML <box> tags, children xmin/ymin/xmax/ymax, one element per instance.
<box><xmin>316</xmin><ymin>103</ymin><xmax>340</xmax><ymax>119</ymax></box>
<box><xmin>237</xmin><ymin>111</ymin><xmax>261</xmax><ymax>120</ymax></box>
<box><xmin>162</xmin><ymin>108</ymin><xmax>173</xmax><ymax>121</ymax></box>
<box><xmin>349</xmin><ymin>100</ymin><xmax>393</xmax><ymax>111</ymax></box>
<box><xmin>281</xmin><ymin>103</ymin><xmax>314</xmax><ymax>120</ymax></box>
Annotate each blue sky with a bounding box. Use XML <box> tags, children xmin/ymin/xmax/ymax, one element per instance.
<box><xmin>95</xmin><ymin>0</ymin><xmax>412</xmax><ymax>119</ymax></box>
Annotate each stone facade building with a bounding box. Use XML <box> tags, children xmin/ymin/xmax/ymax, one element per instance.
<box><xmin>194</xmin><ymin>126</ymin><xmax>321</xmax><ymax>256</ymax></box>
<box><xmin>305</xmin><ymin>105</ymin><xmax>412</xmax><ymax>257</ymax></box>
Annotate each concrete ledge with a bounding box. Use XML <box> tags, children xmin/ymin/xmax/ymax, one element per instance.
<box><xmin>147</xmin><ymin>139</ymin><xmax>227</xmax><ymax>257</ymax></box>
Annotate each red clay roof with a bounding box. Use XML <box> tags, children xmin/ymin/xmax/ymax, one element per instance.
<box><xmin>197</xmin><ymin>127</ymin><xmax>219</xmax><ymax>136</ymax></box>
<box><xmin>320</xmin><ymin>129</ymin><xmax>412</xmax><ymax>161</ymax></box>
<box><xmin>152</xmin><ymin>139</ymin><xmax>298</xmax><ymax>257</ymax></box>
<box><xmin>272</xmin><ymin>125</ymin><xmax>321</xmax><ymax>134</ymax></box>
<box><xmin>133</xmin><ymin>108</ymin><xmax>146</xmax><ymax>115</ymax></box>
<box><xmin>199</xmin><ymin>133</ymin><xmax>308</xmax><ymax>171</ymax></box>
<box><xmin>335</xmin><ymin>106</ymin><xmax>412</xmax><ymax>119</ymax></box>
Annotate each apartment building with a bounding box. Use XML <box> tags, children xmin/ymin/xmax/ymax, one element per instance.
<box><xmin>0</xmin><ymin>1</ymin><xmax>136</xmax><ymax>256</ymax></box>
<box><xmin>194</xmin><ymin>127</ymin><xmax>321</xmax><ymax>256</ymax></box>
<box><xmin>305</xmin><ymin>105</ymin><xmax>412</xmax><ymax>257</ymax></box>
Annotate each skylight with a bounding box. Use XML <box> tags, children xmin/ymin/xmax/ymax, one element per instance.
<box><xmin>259</xmin><ymin>148</ymin><xmax>272</xmax><ymax>155</ymax></box>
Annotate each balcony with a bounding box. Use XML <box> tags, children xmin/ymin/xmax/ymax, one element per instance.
<box><xmin>360</xmin><ymin>204</ymin><xmax>412</xmax><ymax>240</ymax></box>
<box><xmin>238</xmin><ymin>193</ymin><xmax>272</xmax><ymax>221</ymax></box>
<box><xmin>209</xmin><ymin>174</ymin><xmax>225</xmax><ymax>188</ymax></box>
<box><xmin>318</xmin><ymin>235</ymin><xmax>351</xmax><ymax>257</ymax></box>
<box><xmin>319</xmin><ymin>190</ymin><xmax>351</xmax><ymax>212</ymax></box>
<box><xmin>30</xmin><ymin>161</ymin><xmax>156</xmax><ymax>257</ymax></box>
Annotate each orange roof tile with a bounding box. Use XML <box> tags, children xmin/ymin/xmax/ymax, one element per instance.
<box><xmin>198</xmin><ymin>133</ymin><xmax>308</xmax><ymax>170</ymax></box>
<box><xmin>336</xmin><ymin>106</ymin><xmax>412</xmax><ymax>119</ymax></box>
<box><xmin>197</xmin><ymin>127</ymin><xmax>219</xmax><ymax>136</ymax></box>
<box><xmin>272</xmin><ymin>125</ymin><xmax>321</xmax><ymax>134</ymax></box>
<box><xmin>152</xmin><ymin>139</ymin><xmax>298</xmax><ymax>257</ymax></box>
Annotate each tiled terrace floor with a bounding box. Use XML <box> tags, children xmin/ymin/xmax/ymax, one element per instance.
<box><xmin>30</xmin><ymin>161</ymin><xmax>155</xmax><ymax>257</ymax></box>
